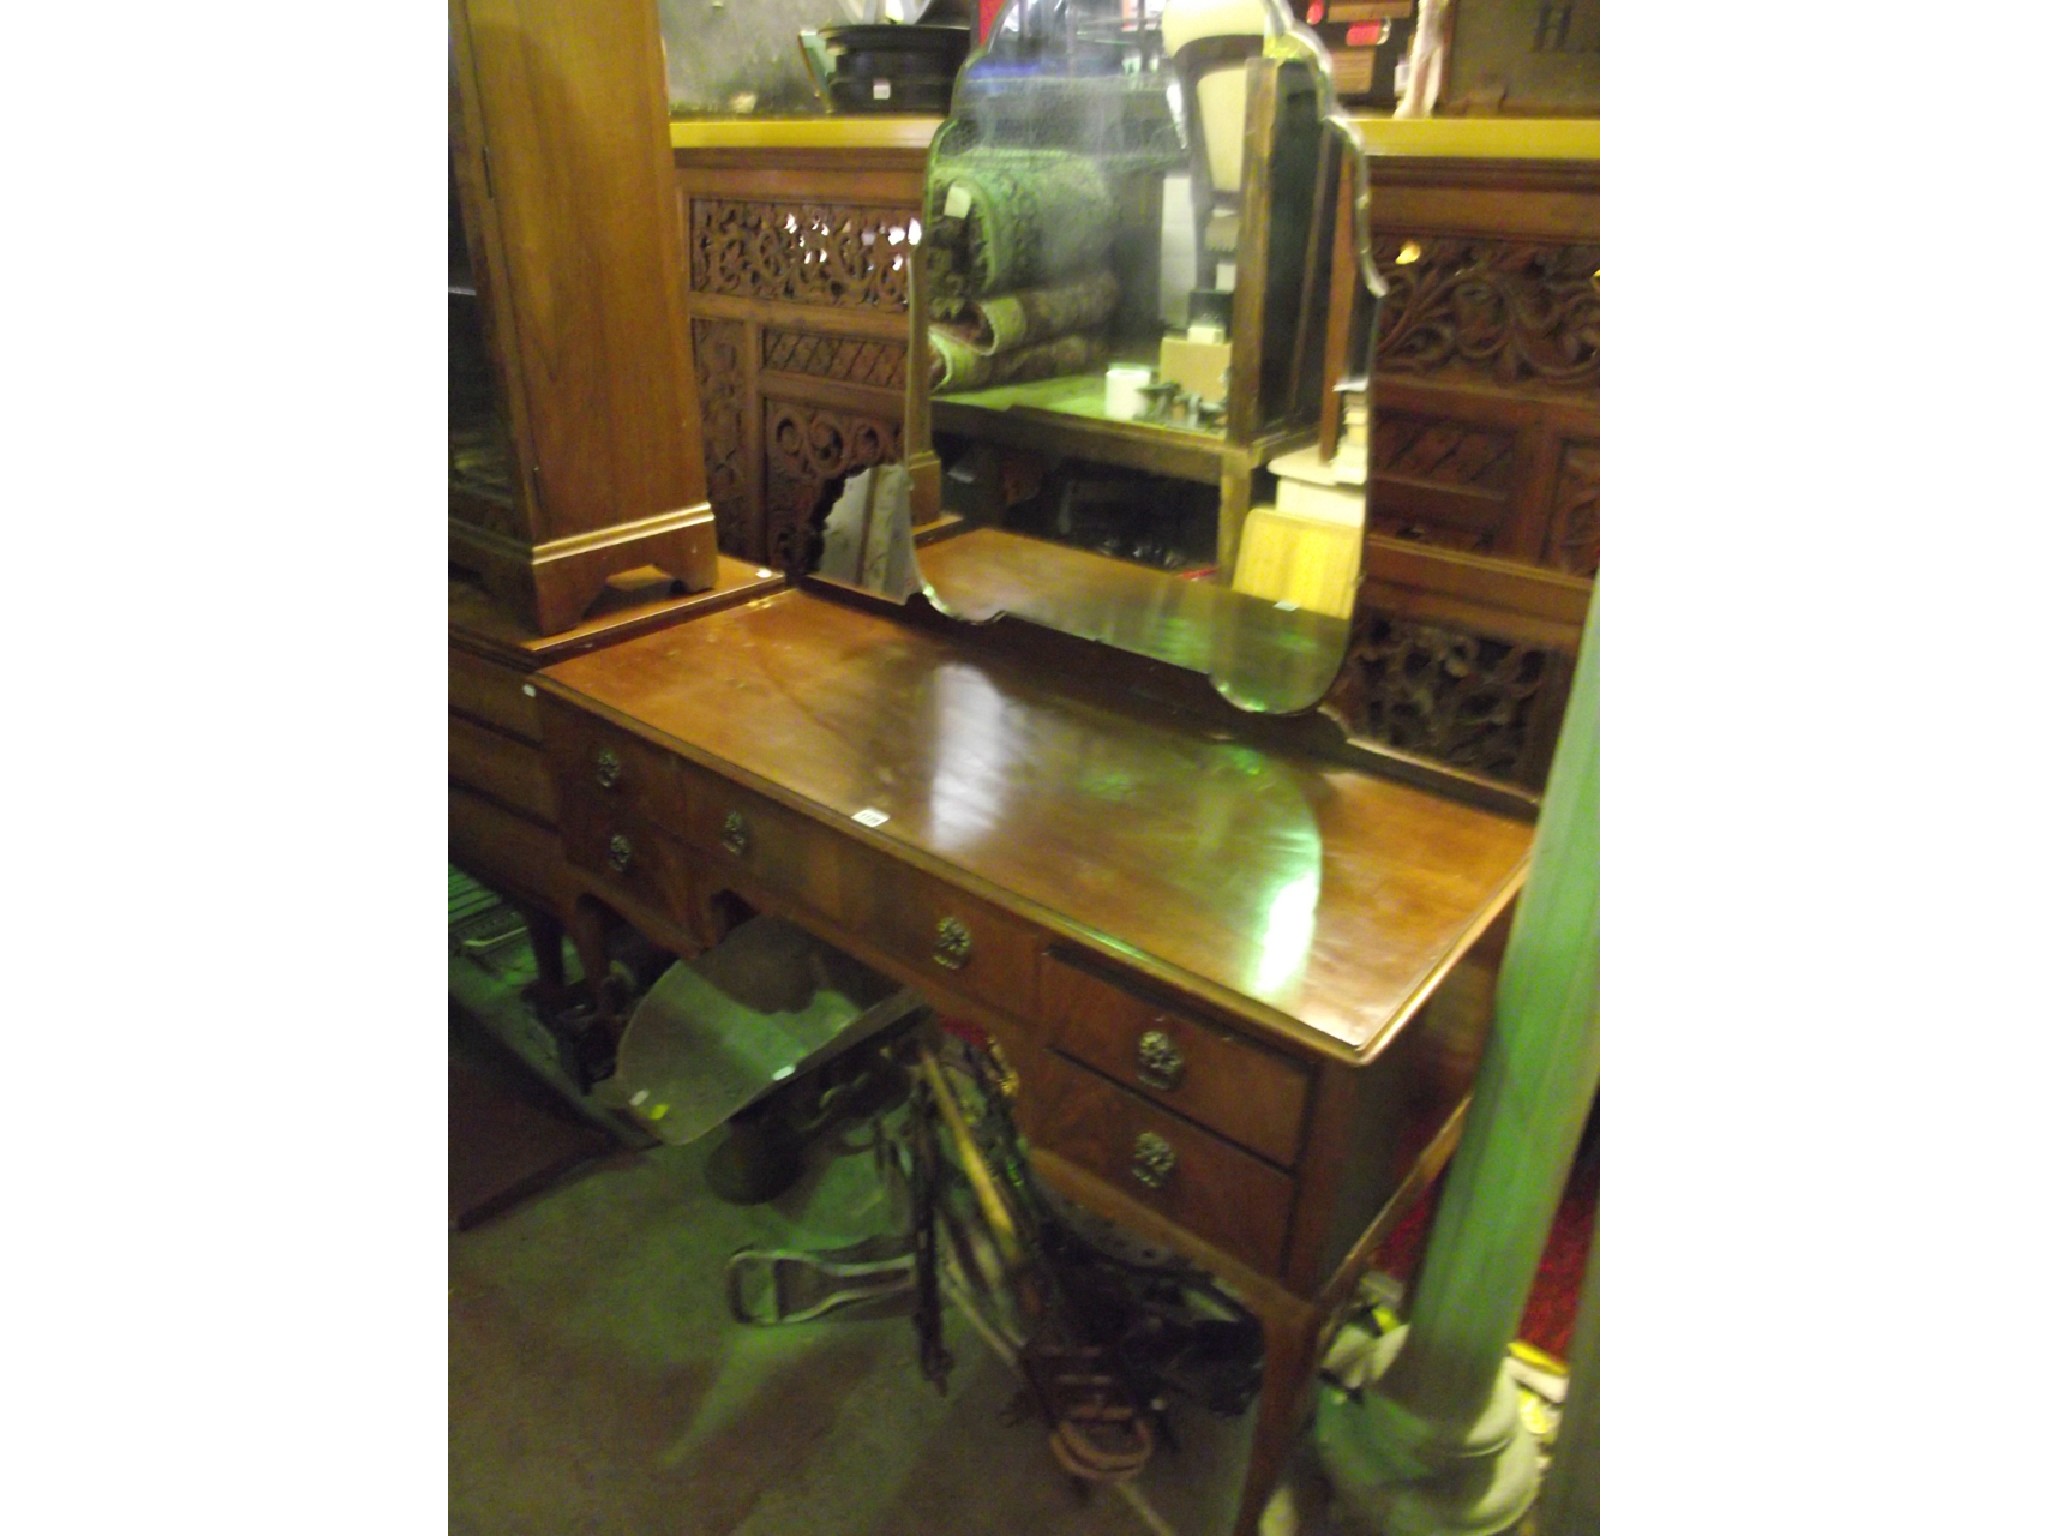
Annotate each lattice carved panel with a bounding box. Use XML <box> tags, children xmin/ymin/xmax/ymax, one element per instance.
<box><xmin>762</xmin><ymin>329</ymin><xmax>909</xmax><ymax>391</ymax></box>
<box><xmin>691</xmin><ymin>318</ymin><xmax>748</xmax><ymax>518</ymax></box>
<box><xmin>1327</xmin><ymin>614</ymin><xmax>1560</xmax><ymax>786</ymax></box>
<box><xmin>762</xmin><ymin>399</ymin><xmax>903</xmax><ymax>572</ymax></box>
<box><xmin>1370</xmin><ymin>236</ymin><xmax>1599</xmax><ymax>389</ymax></box>
<box><xmin>1546</xmin><ymin>441</ymin><xmax>1600</xmax><ymax>576</ymax></box>
<box><xmin>1369</xmin><ymin>414</ymin><xmax>1518</xmax><ymax>553</ymax></box>
<box><xmin>691</xmin><ymin>199</ymin><xmax>916</xmax><ymax>311</ymax></box>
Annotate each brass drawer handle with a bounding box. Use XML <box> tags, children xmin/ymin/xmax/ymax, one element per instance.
<box><xmin>606</xmin><ymin>833</ymin><xmax>634</xmax><ymax>874</ymax></box>
<box><xmin>1136</xmin><ymin>1027</ymin><xmax>1185</xmax><ymax>1091</ymax></box>
<box><xmin>1131</xmin><ymin>1131</ymin><xmax>1177</xmax><ymax>1190</ymax></box>
<box><xmin>933</xmin><ymin>915</ymin><xmax>972</xmax><ymax>971</ymax></box>
<box><xmin>719</xmin><ymin>810</ymin><xmax>749</xmax><ymax>856</ymax></box>
<box><xmin>594</xmin><ymin>747</ymin><xmax>622</xmax><ymax>790</ymax></box>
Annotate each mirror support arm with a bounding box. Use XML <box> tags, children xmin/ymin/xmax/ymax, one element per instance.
<box><xmin>1319</xmin><ymin>149</ymin><xmax>1362</xmax><ymax>461</ymax></box>
<box><xmin>1224</xmin><ymin>55</ymin><xmax>1282</xmax><ymax>447</ymax></box>
<box><xmin>904</xmin><ymin>238</ymin><xmax>944</xmax><ymax>526</ymax></box>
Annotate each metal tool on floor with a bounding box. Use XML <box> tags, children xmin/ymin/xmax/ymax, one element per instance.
<box><xmin>725</xmin><ymin>1232</ymin><xmax>916</xmax><ymax>1325</ymax></box>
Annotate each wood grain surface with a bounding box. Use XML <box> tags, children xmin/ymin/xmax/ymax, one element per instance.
<box><xmin>452</xmin><ymin>0</ymin><xmax>707</xmax><ymax>543</ymax></box>
<box><xmin>537</xmin><ymin>588</ymin><xmax>1531</xmax><ymax>1058</ymax></box>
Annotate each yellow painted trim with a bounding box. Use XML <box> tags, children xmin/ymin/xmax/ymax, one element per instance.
<box><xmin>670</xmin><ymin>116</ymin><xmax>941</xmax><ymax>153</ymax></box>
<box><xmin>1351</xmin><ymin>116</ymin><xmax>1598</xmax><ymax>161</ymax></box>
<box><xmin>669</xmin><ymin>113</ymin><xmax>1597</xmax><ymax>163</ymax></box>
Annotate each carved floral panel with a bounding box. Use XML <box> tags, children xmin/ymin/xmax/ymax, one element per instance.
<box><xmin>690</xmin><ymin>198</ymin><xmax>917</xmax><ymax>311</ymax></box>
<box><xmin>1370</xmin><ymin>236</ymin><xmax>1598</xmax><ymax>389</ymax></box>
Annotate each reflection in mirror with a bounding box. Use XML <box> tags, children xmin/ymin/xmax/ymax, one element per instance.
<box><xmin>807</xmin><ymin>0</ymin><xmax>1384</xmax><ymax>713</ymax></box>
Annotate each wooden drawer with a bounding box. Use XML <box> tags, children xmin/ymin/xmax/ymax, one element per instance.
<box><xmin>683</xmin><ymin>767</ymin><xmax>849</xmax><ymax>921</ymax></box>
<box><xmin>1027</xmin><ymin>1051</ymin><xmax>1294</xmax><ymax>1275</ymax></box>
<box><xmin>449</xmin><ymin>646</ymin><xmax>541</xmax><ymax>742</ymax></box>
<box><xmin>540</xmin><ymin>697</ymin><xmax>690</xmax><ymax>833</ymax></box>
<box><xmin>557</xmin><ymin>795</ymin><xmax>697</xmax><ymax>920</ymax></box>
<box><xmin>450</xmin><ymin>714</ymin><xmax>557</xmax><ymax>827</ymax></box>
<box><xmin>450</xmin><ymin>784</ymin><xmax>571</xmax><ymax>906</ymax></box>
<box><xmin>1041</xmin><ymin>952</ymin><xmax>1312</xmax><ymax>1168</ymax></box>
<box><xmin>842</xmin><ymin>842</ymin><xmax>1039</xmax><ymax>1015</ymax></box>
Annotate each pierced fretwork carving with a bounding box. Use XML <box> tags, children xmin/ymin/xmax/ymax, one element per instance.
<box><xmin>761</xmin><ymin>399</ymin><xmax>903</xmax><ymax>572</ymax></box>
<box><xmin>764</xmin><ymin>401</ymin><xmax>900</xmax><ymax>484</ymax></box>
<box><xmin>1546</xmin><ymin>441</ymin><xmax>1600</xmax><ymax>576</ymax></box>
<box><xmin>1327</xmin><ymin>614</ymin><xmax>1559</xmax><ymax>786</ymax></box>
<box><xmin>762</xmin><ymin>329</ymin><xmax>909</xmax><ymax>390</ymax></box>
<box><xmin>691</xmin><ymin>318</ymin><xmax>748</xmax><ymax>519</ymax></box>
<box><xmin>1370</xmin><ymin>236</ymin><xmax>1599</xmax><ymax>388</ymax></box>
<box><xmin>690</xmin><ymin>199</ymin><xmax>917</xmax><ymax>311</ymax></box>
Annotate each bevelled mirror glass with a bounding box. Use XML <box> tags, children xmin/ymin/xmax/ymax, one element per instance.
<box><xmin>817</xmin><ymin>0</ymin><xmax>1384</xmax><ymax>714</ymax></box>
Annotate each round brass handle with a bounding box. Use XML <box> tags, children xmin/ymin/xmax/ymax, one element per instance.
<box><xmin>606</xmin><ymin>833</ymin><xmax>634</xmax><ymax>874</ymax></box>
<box><xmin>933</xmin><ymin>915</ymin><xmax>972</xmax><ymax>971</ymax></box>
<box><xmin>594</xmin><ymin>747</ymin><xmax>622</xmax><ymax>790</ymax></box>
<box><xmin>1131</xmin><ymin>1131</ymin><xmax>1177</xmax><ymax>1190</ymax></box>
<box><xmin>1136</xmin><ymin>1027</ymin><xmax>1185</xmax><ymax>1091</ymax></box>
<box><xmin>719</xmin><ymin>810</ymin><xmax>749</xmax><ymax>856</ymax></box>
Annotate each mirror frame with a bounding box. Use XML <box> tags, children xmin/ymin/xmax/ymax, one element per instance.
<box><xmin>869</xmin><ymin>0</ymin><xmax>1389</xmax><ymax>713</ymax></box>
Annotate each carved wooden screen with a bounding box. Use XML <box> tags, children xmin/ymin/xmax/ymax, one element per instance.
<box><xmin>676</xmin><ymin>145</ymin><xmax>928</xmax><ymax>569</ymax></box>
<box><xmin>1322</xmin><ymin>155</ymin><xmax>1599</xmax><ymax>788</ymax></box>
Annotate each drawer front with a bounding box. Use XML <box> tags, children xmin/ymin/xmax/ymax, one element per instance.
<box><xmin>451</xmin><ymin>785</ymin><xmax>571</xmax><ymax>905</ymax></box>
<box><xmin>1042</xmin><ymin>953</ymin><xmax>1312</xmax><ymax>1168</ymax></box>
<box><xmin>683</xmin><ymin>767</ymin><xmax>849</xmax><ymax>922</ymax></box>
<box><xmin>558</xmin><ymin>795</ymin><xmax>696</xmax><ymax>920</ymax></box>
<box><xmin>540</xmin><ymin>697</ymin><xmax>690</xmax><ymax>833</ymax></box>
<box><xmin>1027</xmin><ymin>1051</ymin><xmax>1294</xmax><ymax>1275</ymax></box>
<box><xmin>450</xmin><ymin>714</ymin><xmax>557</xmax><ymax>827</ymax></box>
<box><xmin>842</xmin><ymin>843</ymin><xmax>1039</xmax><ymax>1014</ymax></box>
<box><xmin>449</xmin><ymin>647</ymin><xmax>541</xmax><ymax>743</ymax></box>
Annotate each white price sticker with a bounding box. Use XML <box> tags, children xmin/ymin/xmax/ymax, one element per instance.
<box><xmin>944</xmin><ymin>183</ymin><xmax>971</xmax><ymax>219</ymax></box>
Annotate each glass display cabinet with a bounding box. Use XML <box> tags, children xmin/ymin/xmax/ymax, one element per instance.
<box><xmin>448</xmin><ymin>0</ymin><xmax>721</xmax><ymax>636</ymax></box>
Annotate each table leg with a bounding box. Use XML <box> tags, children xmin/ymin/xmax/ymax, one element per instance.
<box><xmin>518</xmin><ymin>905</ymin><xmax>569</xmax><ymax>993</ymax></box>
<box><xmin>1230</xmin><ymin>1294</ymin><xmax>1320</xmax><ymax>1536</ymax></box>
<box><xmin>565</xmin><ymin>896</ymin><xmax>611</xmax><ymax>1005</ymax></box>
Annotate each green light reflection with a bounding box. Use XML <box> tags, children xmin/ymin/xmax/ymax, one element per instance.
<box><xmin>1251</xmin><ymin>866</ymin><xmax>1320</xmax><ymax>998</ymax></box>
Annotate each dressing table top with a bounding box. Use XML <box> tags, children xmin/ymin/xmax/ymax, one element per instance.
<box><xmin>537</xmin><ymin>587</ymin><xmax>1532</xmax><ymax>1060</ymax></box>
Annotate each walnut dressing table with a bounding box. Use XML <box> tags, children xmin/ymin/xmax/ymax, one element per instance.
<box><xmin>534</xmin><ymin>583</ymin><xmax>1533</xmax><ymax>1536</ymax></box>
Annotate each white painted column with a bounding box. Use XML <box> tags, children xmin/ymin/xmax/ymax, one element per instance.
<box><xmin>1314</xmin><ymin>583</ymin><xmax>1601</xmax><ymax>1535</ymax></box>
